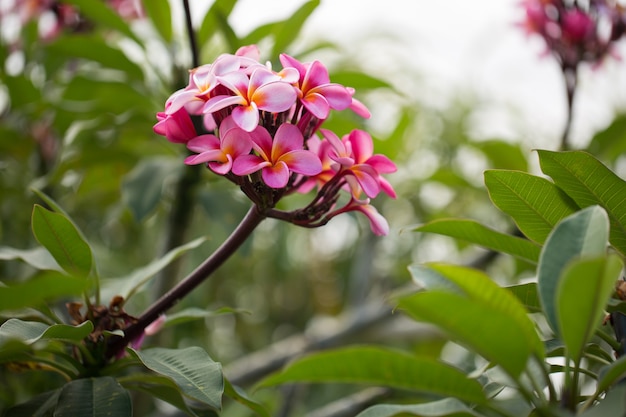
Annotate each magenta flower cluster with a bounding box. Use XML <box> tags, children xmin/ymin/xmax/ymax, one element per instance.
<box><xmin>520</xmin><ymin>0</ymin><xmax>626</xmax><ymax>68</ymax></box>
<box><xmin>154</xmin><ymin>45</ymin><xmax>396</xmax><ymax>235</ymax></box>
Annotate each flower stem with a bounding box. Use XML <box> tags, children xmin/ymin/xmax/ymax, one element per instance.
<box><xmin>106</xmin><ymin>204</ymin><xmax>266</xmax><ymax>358</ymax></box>
<box><xmin>182</xmin><ymin>0</ymin><xmax>200</xmax><ymax>68</ymax></box>
<box><xmin>560</xmin><ymin>66</ymin><xmax>578</xmax><ymax>151</ymax></box>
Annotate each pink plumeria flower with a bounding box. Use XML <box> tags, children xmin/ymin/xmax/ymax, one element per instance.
<box><xmin>184</xmin><ymin>116</ymin><xmax>252</xmax><ymax>175</ymax></box>
<box><xmin>153</xmin><ymin>106</ymin><xmax>197</xmax><ymax>143</ymax></box>
<box><xmin>351</xmin><ymin>201</ymin><xmax>390</xmax><ymax>236</ymax></box>
<box><xmin>232</xmin><ymin>123</ymin><xmax>322</xmax><ymax>188</ymax></box>
<box><xmin>203</xmin><ymin>67</ymin><xmax>297</xmax><ymax>132</ymax></box>
<box><xmin>320</xmin><ymin>129</ymin><xmax>397</xmax><ymax>199</ymax></box>
<box><xmin>280</xmin><ymin>54</ymin><xmax>353</xmax><ymax>119</ymax></box>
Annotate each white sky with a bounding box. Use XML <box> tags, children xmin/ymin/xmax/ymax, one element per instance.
<box><xmin>226</xmin><ymin>0</ymin><xmax>626</xmax><ymax>149</ymax></box>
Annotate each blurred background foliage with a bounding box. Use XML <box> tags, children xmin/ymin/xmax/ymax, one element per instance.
<box><xmin>2</xmin><ymin>0</ymin><xmax>625</xmax><ymax>415</ymax></box>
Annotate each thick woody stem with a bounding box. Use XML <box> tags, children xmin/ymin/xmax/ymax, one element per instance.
<box><xmin>106</xmin><ymin>204</ymin><xmax>266</xmax><ymax>358</ymax></box>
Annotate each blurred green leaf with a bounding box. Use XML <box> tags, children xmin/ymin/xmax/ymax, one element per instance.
<box><xmin>271</xmin><ymin>0</ymin><xmax>321</xmax><ymax>56</ymax></box>
<box><xmin>64</xmin><ymin>0</ymin><xmax>141</xmax><ymax>44</ymax></box>
<box><xmin>587</xmin><ymin>114</ymin><xmax>626</xmax><ymax>163</ymax></box>
<box><xmin>224</xmin><ymin>378</ymin><xmax>271</xmax><ymax>417</ymax></box>
<box><xmin>581</xmin><ymin>384</ymin><xmax>626</xmax><ymax>417</ymax></box>
<box><xmin>0</xmin><ymin>318</ymin><xmax>93</xmax><ymax>346</ymax></box>
<box><xmin>121</xmin><ymin>374</ymin><xmax>213</xmax><ymax>417</ymax></box>
<box><xmin>257</xmin><ymin>346</ymin><xmax>486</xmax><ymax>404</ymax></box>
<box><xmin>506</xmin><ymin>282</ymin><xmax>541</xmax><ymax>313</ymax></box>
<box><xmin>408</xmin><ymin>263</ymin><xmax>543</xmax><ymax>357</ymax></box>
<box><xmin>557</xmin><ymin>255</ymin><xmax>622</xmax><ymax>364</ymax></box>
<box><xmin>106</xmin><ymin>236</ymin><xmax>206</xmax><ymax>302</ymax></box>
<box><xmin>471</xmin><ymin>140</ymin><xmax>528</xmax><ymax>171</ymax></box>
<box><xmin>330</xmin><ymin>71</ymin><xmax>392</xmax><ymax>90</ymax></box>
<box><xmin>121</xmin><ymin>157</ymin><xmax>179</xmax><ymax>223</ymax></box>
<box><xmin>593</xmin><ymin>355</ymin><xmax>626</xmax><ymax>396</ymax></box>
<box><xmin>0</xmin><ymin>271</ymin><xmax>86</xmax><ymax>312</ymax></box>
<box><xmin>399</xmin><ymin>291</ymin><xmax>533</xmax><ymax>378</ymax></box>
<box><xmin>131</xmin><ymin>347</ymin><xmax>223</xmax><ymax>410</ymax></box>
<box><xmin>54</xmin><ymin>377</ymin><xmax>131</xmax><ymax>417</ymax></box>
<box><xmin>198</xmin><ymin>0</ymin><xmax>238</xmax><ymax>47</ymax></box>
<box><xmin>484</xmin><ymin>170</ymin><xmax>579</xmax><ymax>244</ymax></box>
<box><xmin>414</xmin><ymin>218</ymin><xmax>540</xmax><ymax>263</ymax></box>
<box><xmin>143</xmin><ymin>0</ymin><xmax>172</xmax><ymax>43</ymax></box>
<box><xmin>46</xmin><ymin>36</ymin><xmax>143</xmax><ymax>80</ymax></box>
<box><xmin>3</xmin><ymin>389</ymin><xmax>62</xmax><ymax>417</ymax></box>
<box><xmin>0</xmin><ymin>246</ymin><xmax>61</xmax><ymax>271</ymax></box>
<box><xmin>162</xmin><ymin>306</ymin><xmax>246</xmax><ymax>329</ymax></box>
<box><xmin>2</xmin><ymin>74</ymin><xmax>40</xmax><ymax>110</ymax></box>
<box><xmin>538</xmin><ymin>150</ymin><xmax>626</xmax><ymax>256</ymax></box>
<box><xmin>537</xmin><ymin>206</ymin><xmax>610</xmax><ymax>336</ymax></box>
<box><xmin>31</xmin><ymin>205</ymin><xmax>93</xmax><ymax>278</ymax></box>
<box><xmin>356</xmin><ymin>398</ymin><xmax>482</xmax><ymax>417</ymax></box>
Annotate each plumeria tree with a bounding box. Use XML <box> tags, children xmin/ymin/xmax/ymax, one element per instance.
<box><xmin>3</xmin><ymin>0</ymin><xmax>626</xmax><ymax>416</ymax></box>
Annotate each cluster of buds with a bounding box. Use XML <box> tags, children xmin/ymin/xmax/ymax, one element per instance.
<box><xmin>0</xmin><ymin>0</ymin><xmax>143</xmax><ymax>42</ymax></box>
<box><xmin>154</xmin><ymin>45</ymin><xmax>396</xmax><ymax>235</ymax></box>
<box><xmin>519</xmin><ymin>0</ymin><xmax>626</xmax><ymax>69</ymax></box>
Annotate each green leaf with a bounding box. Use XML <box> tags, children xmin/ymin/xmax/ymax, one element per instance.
<box><xmin>594</xmin><ymin>355</ymin><xmax>626</xmax><ymax>395</ymax></box>
<box><xmin>329</xmin><ymin>71</ymin><xmax>392</xmax><ymax>90</ymax></box>
<box><xmin>162</xmin><ymin>306</ymin><xmax>245</xmax><ymax>329</ymax></box>
<box><xmin>224</xmin><ymin>378</ymin><xmax>271</xmax><ymax>417</ymax></box>
<box><xmin>587</xmin><ymin>114</ymin><xmax>626</xmax><ymax>163</ymax></box>
<box><xmin>271</xmin><ymin>0</ymin><xmax>321</xmax><ymax>56</ymax></box>
<box><xmin>0</xmin><ymin>246</ymin><xmax>61</xmax><ymax>271</ymax></box>
<box><xmin>131</xmin><ymin>347</ymin><xmax>223</xmax><ymax>410</ymax></box>
<box><xmin>471</xmin><ymin>140</ymin><xmax>529</xmax><ymax>171</ymax></box>
<box><xmin>398</xmin><ymin>291</ymin><xmax>533</xmax><ymax>377</ymax></box>
<box><xmin>257</xmin><ymin>346</ymin><xmax>486</xmax><ymax>405</ymax></box>
<box><xmin>54</xmin><ymin>377</ymin><xmax>131</xmax><ymax>417</ymax></box>
<box><xmin>63</xmin><ymin>0</ymin><xmax>141</xmax><ymax>44</ymax></box>
<box><xmin>105</xmin><ymin>236</ymin><xmax>206</xmax><ymax>302</ymax></box>
<box><xmin>414</xmin><ymin>218</ymin><xmax>540</xmax><ymax>263</ymax></box>
<box><xmin>31</xmin><ymin>205</ymin><xmax>93</xmax><ymax>278</ymax></box>
<box><xmin>121</xmin><ymin>157</ymin><xmax>179</xmax><ymax>222</ymax></box>
<box><xmin>537</xmin><ymin>206</ymin><xmax>610</xmax><ymax>335</ymax></box>
<box><xmin>581</xmin><ymin>384</ymin><xmax>626</xmax><ymax>417</ymax></box>
<box><xmin>408</xmin><ymin>263</ymin><xmax>543</xmax><ymax>357</ymax></box>
<box><xmin>538</xmin><ymin>150</ymin><xmax>626</xmax><ymax>255</ymax></box>
<box><xmin>506</xmin><ymin>282</ymin><xmax>542</xmax><ymax>313</ymax></box>
<box><xmin>197</xmin><ymin>0</ymin><xmax>237</xmax><ymax>46</ymax></box>
<box><xmin>3</xmin><ymin>389</ymin><xmax>62</xmax><ymax>417</ymax></box>
<box><xmin>484</xmin><ymin>170</ymin><xmax>579</xmax><ymax>243</ymax></box>
<box><xmin>46</xmin><ymin>36</ymin><xmax>143</xmax><ymax>80</ymax></box>
<box><xmin>0</xmin><ymin>271</ymin><xmax>87</xmax><ymax>312</ymax></box>
<box><xmin>356</xmin><ymin>398</ymin><xmax>482</xmax><ymax>417</ymax></box>
<box><xmin>0</xmin><ymin>318</ymin><xmax>93</xmax><ymax>346</ymax></box>
<box><xmin>557</xmin><ymin>255</ymin><xmax>622</xmax><ymax>363</ymax></box>
<box><xmin>143</xmin><ymin>0</ymin><xmax>172</xmax><ymax>42</ymax></box>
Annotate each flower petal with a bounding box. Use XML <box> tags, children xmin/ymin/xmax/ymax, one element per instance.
<box><xmin>301</xmin><ymin>92</ymin><xmax>330</xmax><ymax>119</ymax></box>
<box><xmin>261</xmin><ymin>161</ymin><xmax>291</xmax><ymax>188</ymax></box>
<box><xmin>231</xmin><ymin>103</ymin><xmax>260</xmax><ymax>132</ymax></box>
<box><xmin>186</xmin><ymin>134</ymin><xmax>219</xmax><ymax>153</ymax></box>
<box><xmin>184</xmin><ymin>150</ymin><xmax>226</xmax><ymax>165</ymax></box>
<box><xmin>279</xmin><ymin>150</ymin><xmax>323</xmax><ymax>176</ymax></box>
<box><xmin>232</xmin><ymin>154</ymin><xmax>269</xmax><ymax>176</ymax></box>
<box><xmin>272</xmin><ymin>123</ymin><xmax>304</xmax><ymax>159</ymax></box>
<box><xmin>252</xmin><ymin>81</ymin><xmax>297</xmax><ymax>113</ymax></box>
<box><xmin>356</xmin><ymin>204</ymin><xmax>389</xmax><ymax>236</ymax></box>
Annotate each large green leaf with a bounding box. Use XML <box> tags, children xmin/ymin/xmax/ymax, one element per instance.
<box><xmin>557</xmin><ymin>255</ymin><xmax>622</xmax><ymax>364</ymax></box>
<box><xmin>484</xmin><ymin>170</ymin><xmax>579</xmax><ymax>244</ymax></box>
<box><xmin>197</xmin><ymin>0</ymin><xmax>238</xmax><ymax>47</ymax></box>
<box><xmin>408</xmin><ymin>264</ymin><xmax>543</xmax><ymax>357</ymax></box>
<box><xmin>131</xmin><ymin>347</ymin><xmax>223</xmax><ymax>410</ymax></box>
<box><xmin>537</xmin><ymin>206</ymin><xmax>610</xmax><ymax>335</ymax></box>
<box><xmin>224</xmin><ymin>378</ymin><xmax>271</xmax><ymax>417</ymax></box>
<box><xmin>356</xmin><ymin>398</ymin><xmax>482</xmax><ymax>417</ymax></box>
<box><xmin>0</xmin><ymin>271</ymin><xmax>87</xmax><ymax>312</ymax></box>
<box><xmin>581</xmin><ymin>383</ymin><xmax>626</xmax><ymax>417</ymax></box>
<box><xmin>143</xmin><ymin>0</ymin><xmax>172</xmax><ymax>43</ymax></box>
<box><xmin>0</xmin><ymin>318</ymin><xmax>93</xmax><ymax>346</ymax></box>
<box><xmin>593</xmin><ymin>355</ymin><xmax>626</xmax><ymax>396</ymax></box>
<box><xmin>31</xmin><ymin>205</ymin><xmax>93</xmax><ymax>278</ymax></box>
<box><xmin>64</xmin><ymin>0</ymin><xmax>141</xmax><ymax>44</ymax></box>
<box><xmin>46</xmin><ymin>36</ymin><xmax>143</xmax><ymax>80</ymax></box>
<box><xmin>471</xmin><ymin>140</ymin><xmax>529</xmax><ymax>171</ymax></box>
<box><xmin>0</xmin><ymin>246</ymin><xmax>61</xmax><ymax>271</ymax></box>
<box><xmin>3</xmin><ymin>389</ymin><xmax>62</xmax><ymax>417</ymax></box>
<box><xmin>506</xmin><ymin>282</ymin><xmax>541</xmax><ymax>313</ymax></box>
<box><xmin>399</xmin><ymin>291</ymin><xmax>533</xmax><ymax>378</ymax></box>
<box><xmin>537</xmin><ymin>150</ymin><xmax>626</xmax><ymax>255</ymax></box>
<box><xmin>271</xmin><ymin>0</ymin><xmax>321</xmax><ymax>57</ymax></box>
<box><xmin>414</xmin><ymin>219</ymin><xmax>540</xmax><ymax>263</ymax></box>
<box><xmin>54</xmin><ymin>377</ymin><xmax>131</xmax><ymax>417</ymax></box>
<box><xmin>257</xmin><ymin>346</ymin><xmax>486</xmax><ymax>405</ymax></box>
<box><xmin>121</xmin><ymin>157</ymin><xmax>180</xmax><ymax>223</ymax></box>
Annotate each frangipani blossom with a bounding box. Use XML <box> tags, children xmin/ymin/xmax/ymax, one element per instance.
<box><xmin>233</xmin><ymin>123</ymin><xmax>322</xmax><ymax>188</ymax></box>
<box><xmin>204</xmin><ymin>67</ymin><xmax>297</xmax><ymax>132</ymax></box>
<box><xmin>153</xmin><ymin>107</ymin><xmax>196</xmax><ymax>143</ymax></box>
<box><xmin>185</xmin><ymin>116</ymin><xmax>252</xmax><ymax>175</ymax></box>
<box><xmin>280</xmin><ymin>54</ymin><xmax>352</xmax><ymax>119</ymax></box>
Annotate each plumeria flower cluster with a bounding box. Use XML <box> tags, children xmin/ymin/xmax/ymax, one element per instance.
<box><xmin>0</xmin><ymin>0</ymin><xmax>143</xmax><ymax>43</ymax></box>
<box><xmin>519</xmin><ymin>0</ymin><xmax>626</xmax><ymax>69</ymax></box>
<box><xmin>154</xmin><ymin>45</ymin><xmax>396</xmax><ymax>235</ymax></box>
